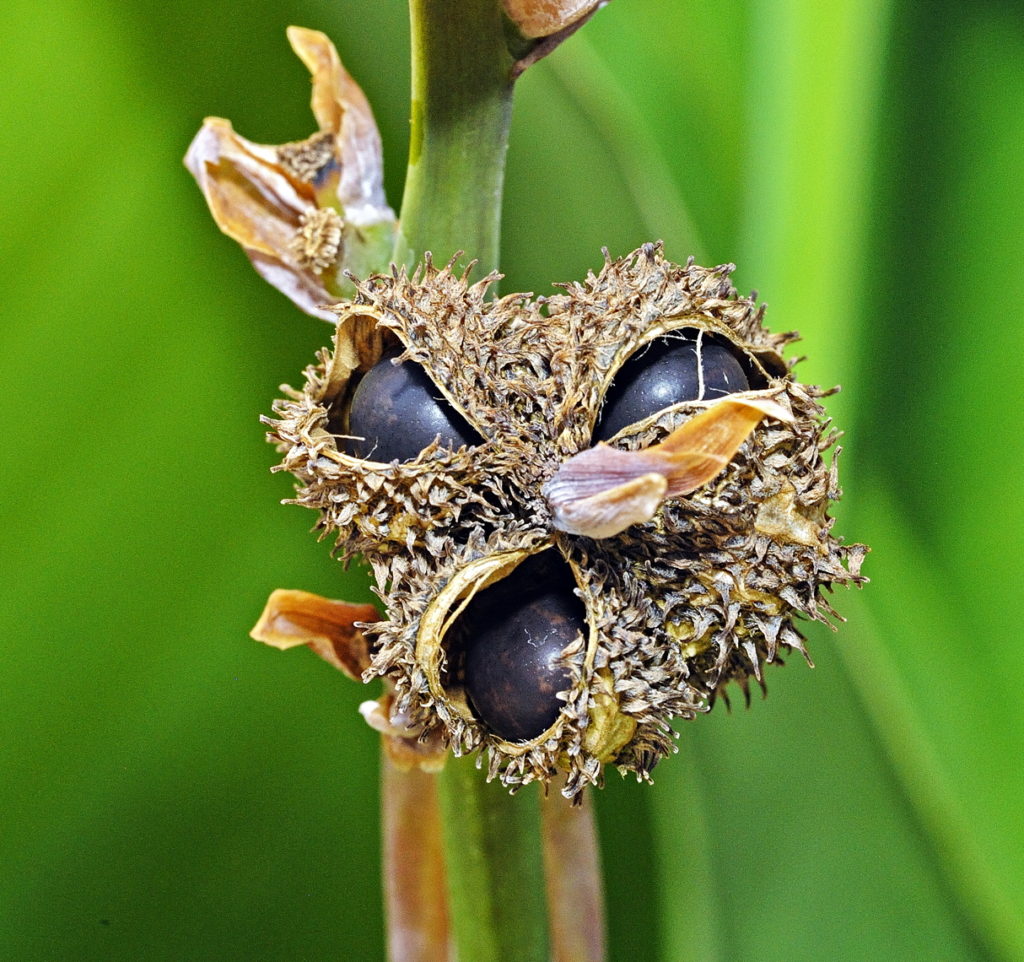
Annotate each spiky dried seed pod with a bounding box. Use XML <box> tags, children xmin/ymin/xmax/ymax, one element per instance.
<box><xmin>266</xmin><ymin>242</ymin><xmax>866</xmax><ymax>798</ymax></box>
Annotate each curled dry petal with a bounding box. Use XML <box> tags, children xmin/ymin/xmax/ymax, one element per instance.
<box><xmin>250</xmin><ymin>588</ymin><xmax>378</xmax><ymax>681</ymax></box>
<box><xmin>656</xmin><ymin>395</ymin><xmax>792</xmax><ymax>496</ymax></box>
<box><xmin>546</xmin><ymin>471</ymin><xmax>667</xmax><ymax>540</ymax></box>
<box><xmin>184</xmin><ymin>27</ymin><xmax>396</xmax><ymax>319</ymax></box>
<box><xmin>251</xmin><ymin>590</ymin><xmax>447</xmax><ymax>771</ymax></box>
<box><xmin>544</xmin><ymin>396</ymin><xmax>792</xmax><ymax>538</ymax></box>
<box><xmin>285</xmin><ymin>26</ymin><xmax>390</xmax><ymax>218</ymax></box>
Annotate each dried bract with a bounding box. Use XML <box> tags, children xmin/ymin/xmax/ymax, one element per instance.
<box><xmin>251</xmin><ymin>588</ymin><xmax>377</xmax><ymax>680</ymax></box>
<box><xmin>502</xmin><ymin>0</ymin><xmax>608</xmax><ymax>75</ymax></box>
<box><xmin>503</xmin><ymin>0</ymin><xmax>606</xmax><ymax>38</ymax></box>
<box><xmin>266</xmin><ymin>243</ymin><xmax>866</xmax><ymax>797</ymax></box>
<box><xmin>184</xmin><ymin>27</ymin><xmax>396</xmax><ymax>318</ymax></box>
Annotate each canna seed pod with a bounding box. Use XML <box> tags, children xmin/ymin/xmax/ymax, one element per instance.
<box><xmin>266</xmin><ymin>243</ymin><xmax>866</xmax><ymax>798</ymax></box>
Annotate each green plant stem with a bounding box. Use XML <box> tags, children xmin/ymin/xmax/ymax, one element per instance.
<box><xmin>395</xmin><ymin>0</ymin><xmax>515</xmax><ymax>275</ymax></box>
<box><xmin>393</xmin><ymin>3</ymin><xmax>548</xmax><ymax>960</ymax></box>
<box><xmin>436</xmin><ymin>756</ymin><xmax>548</xmax><ymax>961</ymax></box>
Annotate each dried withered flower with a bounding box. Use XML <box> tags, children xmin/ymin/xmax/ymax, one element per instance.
<box><xmin>266</xmin><ymin>242</ymin><xmax>866</xmax><ymax>798</ymax></box>
<box><xmin>184</xmin><ymin>27</ymin><xmax>396</xmax><ymax>318</ymax></box>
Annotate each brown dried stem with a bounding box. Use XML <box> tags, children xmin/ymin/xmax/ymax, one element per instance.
<box><xmin>541</xmin><ymin>787</ymin><xmax>607</xmax><ymax>962</ymax></box>
<box><xmin>382</xmin><ymin>749</ymin><xmax>455</xmax><ymax>962</ymax></box>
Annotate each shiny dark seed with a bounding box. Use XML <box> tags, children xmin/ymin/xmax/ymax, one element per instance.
<box><xmin>460</xmin><ymin>557</ymin><xmax>583</xmax><ymax>742</ymax></box>
<box><xmin>346</xmin><ymin>346</ymin><xmax>480</xmax><ymax>461</ymax></box>
<box><xmin>594</xmin><ymin>336</ymin><xmax>749</xmax><ymax>441</ymax></box>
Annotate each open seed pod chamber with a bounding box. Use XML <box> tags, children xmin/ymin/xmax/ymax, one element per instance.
<box><xmin>268</xmin><ymin>243</ymin><xmax>866</xmax><ymax>798</ymax></box>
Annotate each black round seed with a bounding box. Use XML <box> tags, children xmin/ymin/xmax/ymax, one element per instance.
<box><xmin>459</xmin><ymin>557</ymin><xmax>583</xmax><ymax>742</ymax></box>
<box><xmin>594</xmin><ymin>336</ymin><xmax>749</xmax><ymax>441</ymax></box>
<box><xmin>346</xmin><ymin>346</ymin><xmax>480</xmax><ymax>461</ymax></box>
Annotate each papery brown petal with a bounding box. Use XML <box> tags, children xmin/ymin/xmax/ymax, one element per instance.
<box><xmin>248</xmin><ymin>250</ymin><xmax>338</xmax><ymax>321</ymax></box>
<box><xmin>544</xmin><ymin>396</ymin><xmax>790</xmax><ymax>538</ymax></box>
<box><xmin>656</xmin><ymin>396</ymin><xmax>791</xmax><ymax>497</ymax></box>
<box><xmin>286</xmin><ymin>26</ymin><xmax>391</xmax><ymax>216</ymax></box>
<box><xmin>184</xmin><ymin>118</ymin><xmax>337</xmax><ymax>320</ymax></box>
<box><xmin>545</xmin><ymin>463</ymin><xmax>667</xmax><ymax>538</ymax></box>
<box><xmin>185</xmin><ymin>119</ymin><xmax>308</xmax><ymax>252</ymax></box>
<box><xmin>250</xmin><ymin>588</ymin><xmax>378</xmax><ymax>680</ymax></box>
<box><xmin>543</xmin><ymin>444</ymin><xmax>668</xmax><ymax>498</ymax></box>
<box><xmin>185</xmin><ymin>29</ymin><xmax>396</xmax><ymax>318</ymax></box>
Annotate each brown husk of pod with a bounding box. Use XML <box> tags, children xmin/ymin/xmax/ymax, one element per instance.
<box><xmin>265</xmin><ymin>243</ymin><xmax>868</xmax><ymax>798</ymax></box>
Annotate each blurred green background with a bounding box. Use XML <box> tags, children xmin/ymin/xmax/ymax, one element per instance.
<box><xmin>3</xmin><ymin>0</ymin><xmax>1022</xmax><ymax>958</ymax></box>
